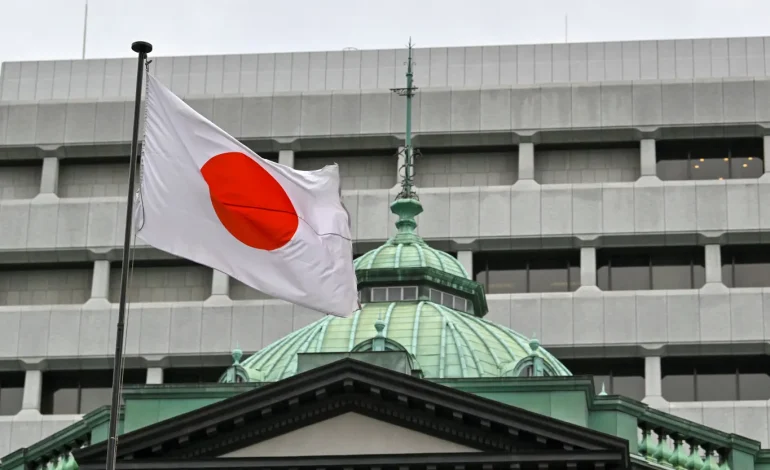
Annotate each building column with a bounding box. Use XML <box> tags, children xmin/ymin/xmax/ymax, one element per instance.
<box><xmin>575</xmin><ymin>247</ymin><xmax>600</xmax><ymax>293</ymax></box>
<box><xmin>517</xmin><ymin>142</ymin><xmax>535</xmax><ymax>181</ymax></box>
<box><xmin>91</xmin><ymin>261</ymin><xmax>110</xmax><ymax>299</ymax></box>
<box><xmin>278</xmin><ymin>150</ymin><xmax>294</xmax><ymax>168</ymax></box>
<box><xmin>206</xmin><ymin>269</ymin><xmax>231</xmax><ymax>305</ymax></box>
<box><xmin>703</xmin><ymin>244</ymin><xmax>725</xmax><ymax>287</ymax></box>
<box><xmin>457</xmin><ymin>251</ymin><xmax>473</xmax><ymax>278</ymax></box>
<box><xmin>146</xmin><ymin>367</ymin><xmax>163</xmax><ymax>385</ymax></box>
<box><xmin>84</xmin><ymin>260</ymin><xmax>111</xmax><ymax>307</ymax></box>
<box><xmin>19</xmin><ymin>370</ymin><xmax>42</xmax><ymax>415</ymax></box>
<box><xmin>643</xmin><ymin>356</ymin><xmax>666</xmax><ymax>407</ymax></box>
<box><xmin>763</xmin><ymin>136</ymin><xmax>770</xmax><ymax>175</ymax></box>
<box><xmin>37</xmin><ymin>156</ymin><xmax>59</xmax><ymax>199</ymax></box>
<box><xmin>639</xmin><ymin>139</ymin><xmax>658</xmax><ymax>179</ymax></box>
<box><xmin>211</xmin><ymin>270</ymin><xmax>230</xmax><ymax>296</ymax></box>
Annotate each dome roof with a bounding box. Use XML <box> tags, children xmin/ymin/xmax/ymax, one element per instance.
<box><xmin>354</xmin><ymin>239</ymin><xmax>468</xmax><ymax>279</ymax></box>
<box><xmin>236</xmin><ymin>301</ymin><xmax>571</xmax><ymax>382</ymax></box>
<box><xmin>354</xmin><ymin>198</ymin><xmax>467</xmax><ymax>279</ymax></box>
<box><xmin>227</xmin><ymin>54</ymin><xmax>573</xmax><ymax>385</ymax></box>
<box><xmin>225</xmin><ymin>197</ymin><xmax>572</xmax><ymax>384</ymax></box>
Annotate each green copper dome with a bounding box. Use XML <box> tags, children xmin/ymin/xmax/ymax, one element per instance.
<box><xmin>354</xmin><ymin>197</ymin><xmax>467</xmax><ymax>278</ymax></box>
<box><xmin>354</xmin><ymin>236</ymin><xmax>469</xmax><ymax>279</ymax></box>
<box><xmin>235</xmin><ymin>301</ymin><xmax>571</xmax><ymax>382</ymax></box>
<box><xmin>224</xmin><ymin>48</ymin><xmax>571</xmax><ymax>385</ymax></box>
<box><xmin>225</xmin><ymin>197</ymin><xmax>572</xmax><ymax>384</ymax></box>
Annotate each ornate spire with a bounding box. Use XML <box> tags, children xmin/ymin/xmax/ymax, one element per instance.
<box><xmin>390</xmin><ymin>38</ymin><xmax>423</xmax><ymax>236</ymax></box>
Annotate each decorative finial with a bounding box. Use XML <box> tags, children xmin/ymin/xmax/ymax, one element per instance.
<box><xmin>232</xmin><ymin>344</ymin><xmax>243</xmax><ymax>365</ymax></box>
<box><xmin>529</xmin><ymin>334</ymin><xmax>540</xmax><ymax>352</ymax></box>
<box><xmin>391</xmin><ymin>37</ymin><xmax>419</xmax><ymax>201</ymax></box>
<box><xmin>374</xmin><ymin>319</ymin><xmax>386</xmax><ymax>337</ymax></box>
<box><xmin>389</xmin><ymin>37</ymin><xmax>423</xmax><ymax>236</ymax></box>
<box><xmin>599</xmin><ymin>383</ymin><xmax>608</xmax><ymax>396</ymax></box>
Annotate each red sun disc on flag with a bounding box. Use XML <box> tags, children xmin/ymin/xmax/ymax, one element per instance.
<box><xmin>201</xmin><ymin>152</ymin><xmax>299</xmax><ymax>251</ymax></box>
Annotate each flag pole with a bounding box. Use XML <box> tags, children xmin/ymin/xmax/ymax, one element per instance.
<box><xmin>105</xmin><ymin>40</ymin><xmax>152</xmax><ymax>470</ymax></box>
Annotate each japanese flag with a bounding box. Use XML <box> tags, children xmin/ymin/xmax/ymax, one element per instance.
<box><xmin>135</xmin><ymin>74</ymin><xmax>358</xmax><ymax>317</ymax></box>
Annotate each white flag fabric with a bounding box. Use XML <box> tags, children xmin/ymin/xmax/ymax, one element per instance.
<box><xmin>136</xmin><ymin>74</ymin><xmax>358</xmax><ymax>317</ymax></box>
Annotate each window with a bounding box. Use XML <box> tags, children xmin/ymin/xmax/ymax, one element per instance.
<box><xmin>359</xmin><ymin>286</ymin><xmax>471</xmax><ymax>313</ymax></box>
<box><xmin>722</xmin><ymin>245</ymin><xmax>770</xmax><ymax>288</ymax></box>
<box><xmin>0</xmin><ymin>372</ymin><xmax>24</xmax><ymax>416</ymax></box>
<box><xmin>559</xmin><ymin>358</ymin><xmax>645</xmax><ymax>400</ymax></box>
<box><xmin>361</xmin><ymin>286</ymin><xmax>419</xmax><ymax>303</ymax></box>
<box><xmin>662</xmin><ymin>356</ymin><xmax>770</xmax><ymax>402</ymax></box>
<box><xmin>41</xmin><ymin>369</ymin><xmax>146</xmax><ymax>415</ymax></box>
<box><xmin>656</xmin><ymin>138</ymin><xmax>764</xmax><ymax>181</ymax></box>
<box><xmin>474</xmin><ymin>251</ymin><xmax>580</xmax><ymax>294</ymax></box>
<box><xmin>597</xmin><ymin>247</ymin><xmax>705</xmax><ymax>291</ymax></box>
<box><xmin>164</xmin><ymin>367</ymin><xmax>226</xmax><ymax>384</ymax></box>
<box><xmin>519</xmin><ymin>364</ymin><xmax>534</xmax><ymax>377</ymax></box>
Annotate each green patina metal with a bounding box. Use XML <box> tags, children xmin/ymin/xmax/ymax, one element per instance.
<box><xmin>0</xmin><ymin>406</ymin><xmax>121</xmax><ymax>470</ymax></box>
<box><xmin>355</xmin><ymin>237</ymin><xmax>468</xmax><ymax>280</ymax></box>
<box><xmin>11</xmin><ymin>376</ymin><xmax>770</xmax><ymax>470</ymax></box>
<box><xmin>234</xmin><ymin>302</ymin><xmax>569</xmax><ymax>382</ymax></box>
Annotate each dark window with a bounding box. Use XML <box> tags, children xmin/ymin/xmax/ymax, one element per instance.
<box><xmin>474</xmin><ymin>251</ymin><xmax>580</xmax><ymax>294</ymax></box>
<box><xmin>164</xmin><ymin>367</ymin><xmax>225</xmax><ymax>384</ymax></box>
<box><xmin>662</xmin><ymin>356</ymin><xmax>770</xmax><ymax>401</ymax></box>
<box><xmin>597</xmin><ymin>247</ymin><xmax>705</xmax><ymax>291</ymax></box>
<box><xmin>656</xmin><ymin>138</ymin><xmax>764</xmax><ymax>181</ymax></box>
<box><xmin>559</xmin><ymin>358</ymin><xmax>645</xmax><ymax>400</ymax></box>
<box><xmin>41</xmin><ymin>369</ymin><xmax>146</xmax><ymax>415</ymax></box>
<box><xmin>360</xmin><ymin>286</ymin><xmax>468</xmax><ymax>312</ymax></box>
<box><xmin>722</xmin><ymin>245</ymin><xmax>770</xmax><ymax>288</ymax></box>
<box><xmin>0</xmin><ymin>372</ymin><xmax>24</xmax><ymax>416</ymax></box>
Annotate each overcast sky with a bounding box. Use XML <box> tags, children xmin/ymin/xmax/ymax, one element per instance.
<box><xmin>1</xmin><ymin>0</ymin><xmax>769</xmax><ymax>64</ymax></box>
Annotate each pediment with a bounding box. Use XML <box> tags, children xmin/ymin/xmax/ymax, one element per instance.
<box><xmin>74</xmin><ymin>358</ymin><xmax>630</xmax><ymax>470</ymax></box>
<box><xmin>219</xmin><ymin>412</ymin><xmax>482</xmax><ymax>457</ymax></box>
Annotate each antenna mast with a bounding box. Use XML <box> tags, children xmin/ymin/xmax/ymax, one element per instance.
<box><xmin>390</xmin><ymin>38</ymin><xmax>418</xmax><ymax>200</ymax></box>
<box><xmin>81</xmin><ymin>0</ymin><xmax>89</xmax><ymax>59</ymax></box>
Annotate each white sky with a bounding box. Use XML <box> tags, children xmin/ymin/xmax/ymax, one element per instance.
<box><xmin>0</xmin><ymin>0</ymin><xmax>768</xmax><ymax>63</ymax></box>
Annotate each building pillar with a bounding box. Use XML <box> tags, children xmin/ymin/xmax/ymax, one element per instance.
<box><xmin>457</xmin><ymin>251</ymin><xmax>473</xmax><ymax>278</ymax></box>
<box><xmin>579</xmin><ymin>248</ymin><xmax>597</xmax><ymax>287</ymax></box>
<box><xmin>19</xmin><ymin>370</ymin><xmax>42</xmax><ymax>415</ymax></box>
<box><xmin>640</xmin><ymin>139</ymin><xmax>657</xmax><ymax>178</ymax></box>
<box><xmin>91</xmin><ymin>260</ymin><xmax>110</xmax><ymax>299</ymax></box>
<box><xmin>146</xmin><ymin>367</ymin><xmax>163</xmax><ymax>385</ymax></box>
<box><xmin>517</xmin><ymin>142</ymin><xmax>535</xmax><ymax>181</ymax></box>
<box><xmin>211</xmin><ymin>270</ymin><xmax>230</xmax><ymax>296</ymax></box>
<box><xmin>278</xmin><ymin>150</ymin><xmax>294</xmax><ymax>168</ymax></box>
<box><xmin>206</xmin><ymin>269</ymin><xmax>231</xmax><ymax>305</ymax></box>
<box><xmin>763</xmin><ymin>136</ymin><xmax>770</xmax><ymax>175</ymax></box>
<box><xmin>704</xmin><ymin>244</ymin><xmax>722</xmax><ymax>285</ymax></box>
<box><xmin>644</xmin><ymin>356</ymin><xmax>663</xmax><ymax>398</ymax></box>
<box><xmin>84</xmin><ymin>260</ymin><xmax>111</xmax><ymax>307</ymax></box>
<box><xmin>37</xmin><ymin>156</ymin><xmax>59</xmax><ymax>199</ymax></box>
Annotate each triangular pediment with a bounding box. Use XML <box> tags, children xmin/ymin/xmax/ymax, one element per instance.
<box><xmin>220</xmin><ymin>412</ymin><xmax>482</xmax><ymax>457</ymax></box>
<box><xmin>74</xmin><ymin>358</ymin><xmax>630</xmax><ymax>470</ymax></box>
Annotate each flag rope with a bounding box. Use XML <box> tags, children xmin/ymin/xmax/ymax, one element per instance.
<box><xmin>107</xmin><ymin>56</ymin><xmax>152</xmax><ymax>469</ymax></box>
<box><xmin>118</xmin><ymin>64</ymin><xmax>149</xmax><ymax>416</ymax></box>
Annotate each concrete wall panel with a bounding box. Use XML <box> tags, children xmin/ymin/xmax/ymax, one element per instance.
<box><xmin>0</xmin><ymin>288</ymin><xmax>765</xmax><ymax>361</ymax></box>
<box><xmin>1</xmin><ymin>178</ymin><xmax>769</xmax><ymax>255</ymax></box>
<box><xmin>1</xmin><ymin>78</ymin><xmax>770</xmax><ymax>147</ymax></box>
<box><xmin>9</xmin><ymin>37</ymin><xmax>770</xmax><ymax>100</ymax></box>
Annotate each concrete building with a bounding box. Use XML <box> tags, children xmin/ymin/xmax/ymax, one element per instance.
<box><xmin>2</xmin><ymin>34</ymin><xmax>770</xmax><ymax>460</ymax></box>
